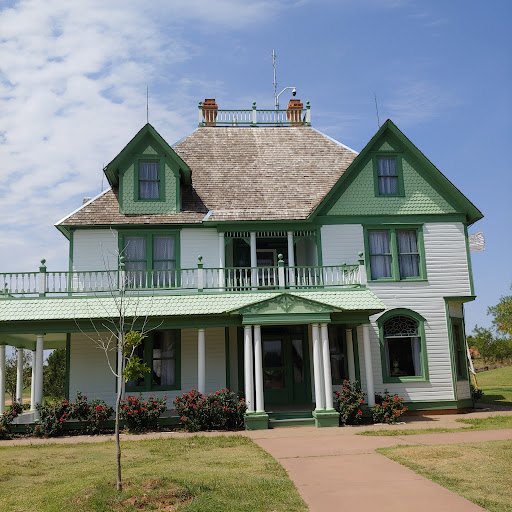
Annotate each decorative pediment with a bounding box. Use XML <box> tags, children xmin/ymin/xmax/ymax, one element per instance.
<box><xmin>235</xmin><ymin>293</ymin><xmax>340</xmax><ymax>316</ymax></box>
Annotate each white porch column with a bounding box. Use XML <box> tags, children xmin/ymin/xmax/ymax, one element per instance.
<box><xmin>311</xmin><ymin>324</ymin><xmax>325</xmax><ymax>410</ymax></box>
<box><xmin>287</xmin><ymin>231</ymin><xmax>295</xmax><ymax>286</ymax></box>
<box><xmin>218</xmin><ymin>232</ymin><xmax>225</xmax><ymax>291</ymax></box>
<box><xmin>34</xmin><ymin>335</ymin><xmax>44</xmax><ymax>408</ymax></box>
<box><xmin>321</xmin><ymin>324</ymin><xmax>334</xmax><ymax>410</ymax></box>
<box><xmin>250</xmin><ymin>232</ymin><xmax>257</xmax><ymax>288</ymax></box>
<box><xmin>244</xmin><ymin>326</ymin><xmax>254</xmax><ymax>412</ymax></box>
<box><xmin>346</xmin><ymin>329</ymin><xmax>356</xmax><ymax>381</ymax></box>
<box><xmin>253</xmin><ymin>325</ymin><xmax>264</xmax><ymax>413</ymax></box>
<box><xmin>197</xmin><ymin>328</ymin><xmax>206</xmax><ymax>395</ymax></box>
<box><xmin>30</xmin><ymin>350</ymin><xmax>36</xmax><ymax>411</ymax></box>
<box><xmin>0</xmin><ymin>345</ymin><xmax>5</xmax><ymax>414</ymax></box>
<box><xmin>16</xmin><ymin>348</ymin><xmax>24</xmax><ymax>403</ymax></box>
<box><xmin>362</xmin><ymin>324</ymin><xmax>375</xmax><ymax>407</ymax></box>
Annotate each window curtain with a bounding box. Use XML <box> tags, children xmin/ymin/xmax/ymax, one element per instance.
<box><xmin>411</xmin><ymin>337</ymin><xmax>421</xmax><ymax>376</ymax></box>
<box><xmin>369</xmin><ymin>231</ymin><xmax>392</xmax><ymax>278</ymax></box>
<box><xmin>153</xmin><ymin>332</ymin><xmax>175</xmax><ymax>386</ymax></box>
<box><xmin>378</xmin><ymin>158</ymin><xmax>398</xmax><ymax>194</ymax></box>
<box><xmin>397</xmin><ymin>230</ymin><xmax>419</xmax><ymax>278</ymax></box>
<box><xmin>153</xmin><ymin>237</ymin><xmax>175</xmax><ymax>286</ymax></box>
<box><xmin>139</xmin><ymin>162</ymin><xmax>159</xmax><ymax>199</ymax></box>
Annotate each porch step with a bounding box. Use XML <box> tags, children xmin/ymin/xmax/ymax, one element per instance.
<box><xmin>267</xmin><ymin>411</ymin><xmax>315</xmax><ymax>428</ymax></box>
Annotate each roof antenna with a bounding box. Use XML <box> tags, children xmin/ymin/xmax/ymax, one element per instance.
<box><xmin>146</xmin><ymin>85</ymin><xmax>149</xmax><ymax>124</ymax></box>
<box><xmin>374</xmin><ymin>92</ymin><xmax>381</xmax><ymax>129</ymax></box>
<box><xmin>272</xmin><ymin>49</ymin><xmax>278</xmax><ymax>110</ymax></box>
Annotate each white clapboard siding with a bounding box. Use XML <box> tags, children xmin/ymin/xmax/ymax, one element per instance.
<box><xmin>73</xmin><ymin>230</ymin><xmax>119</xmax><ymax>271</ymax></box>
<box><xmin>70</xmin><ymin>327</ymin><xmax>227</xmax><ymax>408</ymax></box>
<box><xmin>180</xmin><ymin>228</ymin><xmax>219</xmax><ymax>269</ymax></box>
<box><xmin>321</xmin><ymin>225</ymin><xmax>363</xmax><ymax>265</ymax></box>
<box><xmin>323</xmin><ymin>223</ymin><xmax>471</xmax><ymax>403</ymax></box>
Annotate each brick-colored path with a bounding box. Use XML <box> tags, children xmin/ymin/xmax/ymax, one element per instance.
<box><xmin>246</xmin><ymin>411</ymin><xmax>512</xmax><ymax>512</ymax></box>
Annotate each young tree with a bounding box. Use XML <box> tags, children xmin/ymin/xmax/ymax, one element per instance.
<box><xmin>43</xmin><ymin>348</ymin><xmax>66</xmax><ymax>399</ymax></box>
<box><xmin>488</xmin><ymin>286</ymin><xmax>512</xmax><ymax>337</ymax></box>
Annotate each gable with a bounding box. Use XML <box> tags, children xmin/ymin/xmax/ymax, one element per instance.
<box><xmin>236</xmin><ymin>294</ymin><xmax>340</xmax><ymax>316</ymax></box>
<box><xmin>315</xmin><ymin>120</ymin><xmax>483</xmax><ymax>224</ymax></box>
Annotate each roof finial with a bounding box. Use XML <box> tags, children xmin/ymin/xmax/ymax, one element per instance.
<box><xmin>146</xmin><ymin>85</ymin><xmax>149</xmax><ymax>124</ymax></box>
<box><xmin>374</xmin><ymin>92</ymin><xmax>380</xmax><ymax>129</ymax></box>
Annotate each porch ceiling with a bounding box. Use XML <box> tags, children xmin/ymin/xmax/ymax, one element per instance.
<box><xmin>0</xmin><ymin>333</ymin><xmax>66</xmax><ymax>351</ymax></box>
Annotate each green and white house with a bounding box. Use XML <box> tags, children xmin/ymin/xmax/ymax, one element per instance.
<box><xmin>0</xmin><ymin>99</ymin><xmax>482</xmax><ymax>429</ymax></box>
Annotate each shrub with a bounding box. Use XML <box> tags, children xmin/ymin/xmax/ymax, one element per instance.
<box><xmin>371</xmin><ymin>391</ymin><xmax>407</xmax><ymax>424</ymax></box>
<box><xmin>470</xmin><ymin>383</ymin><xmax>484</xmax><ymax>407</ymax></box>
<box><xmin>334</xmin><ymin>380</ymin><xmax>365</xmax><ymax>425</ymax></box>
<box><xmin>174</xmin><ymin>389</ymin><xmax>247</xmax><ymax>432</ymax></box>
<box><xmin>70</xmin><ymin>393</ymin><xmax>113</xmax><ymax>434</ymax></box>
<box><xmin>0</xmin><ymin>401</ymin><xmax>23</xmax><ymax>440</ymax></box>
<box><xmin>35</xmin><ymin>399</ymin><xmax>73</xmax><ymax>437</ymax></box>
<box><xmin>119</xmin><ymin>395</ymin><xmax>167</xmax><ymax>432</ymax></box>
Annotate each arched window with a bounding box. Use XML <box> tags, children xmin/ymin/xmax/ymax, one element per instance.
<box><xmin>378</xmin><ymin>310</ymin><xmax>428</xmax><ymax>382</ymax></box>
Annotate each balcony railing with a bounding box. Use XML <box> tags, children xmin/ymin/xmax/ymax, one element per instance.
<box><xmin>0</xmin><ymin>257</ymin><xmax>365</xmax><ymax>298</ymax></box>
<box><xmin>198</xmin><ymin>101</ymin><xmax>311</xmax><ymax>127</ymax></box>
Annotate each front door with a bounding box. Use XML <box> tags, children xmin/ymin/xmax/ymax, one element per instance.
<box><xmin>262</xmin><ymin>328</ymin><xmax>310</xmax><ymax>405</ymax></box>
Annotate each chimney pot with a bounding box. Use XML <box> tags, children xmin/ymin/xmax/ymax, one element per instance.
<box><xmin>287</xmin><ymin>99</ymin><xmax>303</xmax><ymax>126</ymax></box>
<box><xmin>202</xmin><ymin>98</ymin><xmax>218</xmax><ymax>127</ymax></box>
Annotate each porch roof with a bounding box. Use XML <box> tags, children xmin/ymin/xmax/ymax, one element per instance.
<box><xmin>0</xmin><ymin>289</ymin><xmax>384</xmax><ymax>324</ymax></box>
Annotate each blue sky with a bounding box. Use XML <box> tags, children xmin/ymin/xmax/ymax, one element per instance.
<box><xmin>0</xmin><ymin>0</ymin><xmax>510</xmax><ymax>331</ymax></box>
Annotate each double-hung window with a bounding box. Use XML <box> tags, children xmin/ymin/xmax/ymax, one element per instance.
<box><xmin>122</xmin><ymin>232</ymin><xmax>177</xmax><ymax>288</ymax></box>
<box><xmin>451</xmin><ymin>319</ymin><xmax>468</xmax><ymax>380</ymax></box>
<box><xmin>374</xmin><ymin>155</ymin><xmax>404</xmax><ymax>196</ymax></box>
<box><xmin>126</xmin><ymin>330</ymin><xmax>180</xmax><ymax>391</ymax></box>
<box><xmin>138</xmin><ymin>161</ymin><xmax>161</xmax><ymax>200</ymax></box>
<box><xmin>367</xmin><ymin>227</ymin><xmax>424</xmax><ymax>281</ymax></box>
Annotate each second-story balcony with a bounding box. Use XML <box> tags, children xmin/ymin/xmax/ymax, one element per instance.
<box><xmin>0</xmin><ymin>256</ymin><xmax>365</xmax><ymax>299</ymax></box>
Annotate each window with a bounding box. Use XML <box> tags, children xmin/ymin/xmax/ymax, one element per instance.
<box><xmin>378</xmin><ymin>311</ymin><xmax>428</xmax><ymax>382</ymax></box>
<box><xmin>366</xmin><ymin>227</ymin><xmax>425</xmax><ymax>281</ymax></box>
<box><xmin>373</xmin><ymin>155</ymin><xmax>404</xmax><ymax>197</ymax></box>
<box><xmin>121</xmin><ymin>232</ymin><xmax>178</xmax><ymax>287</ymax></box>
<box><xmin>126</xmin><ymin>330</ymin><xmax>180</xmax><ymax>391</ymax></box>
<box><xmin>452</xmin><ymin>319</ymin><xmax>468</xmax><ymax>380</ymax></box>
<box><xmin>138</xmin><ymin>161</ymin><xmax>161</xmax><ymax>200</ymax></box>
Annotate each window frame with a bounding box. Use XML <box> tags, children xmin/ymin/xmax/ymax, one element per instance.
<box><xmin>377</xmin><ymin>309</ymin><xmax>429</xmax><ymax>383</ymax></box>
<box><xmin>372</xmin><ymin>153</ymin><xmax>405</xmax><ymax>197</ymax></box>
<box><xmin>119</xmin><ymin>230</ymin><xmax>181</xmax><ymax>288</ymax></box>
<box><xmin>450</xmin><ymin>317</ymin><xmax>469</xmax><ymax>381</ymax></box>
<box><xmin>125</xmin><ymin>330</ymin><xmax>181</xmax><ymax>392</ymax></box>
<box><xmin>364</xmin><ymin>225</ymin><xmax>427</xmax><ymax>282</ymax></box>
<box><xmin>135</xmin><ymin>157</ymin><xmax>166</xmax><ymax>202</ymax></box>
<box><xmin>328</xmin><ymin>325</ymin><xmax>349</xmax><ymax>385</ymax></box>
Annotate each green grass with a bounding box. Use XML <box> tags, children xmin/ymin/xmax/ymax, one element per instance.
<box><xmin>0</xmin><ymin>436</ymin><xmax>307</xmax><ymax>512</ymax></box>
<box><xmin>378</xmin><ymin>440</ymin><xmax>512</xmax><ymax>512</ymax></box>
<box><xmin>358</xmin><ymin>414</ymin><xmax>512</xmax><ymax>436</ymax></box>
<box><xmin>478</xmin><ymin>366</ymin><xmax>512</xmax><ymax>406</ymax></box>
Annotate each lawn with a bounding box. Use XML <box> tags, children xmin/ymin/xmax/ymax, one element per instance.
<box><xmin>477</xmin><ymin>365</ymin><xmax>512</xmax><ymax>406</ymax></box>
<box><xmin>378</xmin><ymin>440</ymin><xmax>512</xmax><ymax>512</ymax></box>
<box><xmin>0</xmin><ymin>435</ymin><xmax>307</xmax><ymax>512</ymax></box>
<box><xmin>358</xmin><ymin>414</ymin><xmax>512</xmax><ymax>436</ymax></box>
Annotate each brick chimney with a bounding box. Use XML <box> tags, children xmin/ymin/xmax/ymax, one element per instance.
<box><xmin>203</xmin><ymin>98</ymin><xmax>218</xmax><ymax>127</ymax></box>
<box><xmin>287</xmin><ymin>99</ymin><xmax>303</xmax><ymax>126</ymax></box>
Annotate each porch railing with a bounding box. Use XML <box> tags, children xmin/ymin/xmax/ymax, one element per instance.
<box><xmin>0</xmin><ymin>255</ymin><xmax>365</xmax><ymax>298</ymax></box>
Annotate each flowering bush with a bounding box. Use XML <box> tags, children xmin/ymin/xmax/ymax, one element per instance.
<box><xmin>119</xmin><ymin>395</ymin><xmax>167</xmax><ymax>432</ymax></box>
<box><xmin>371</xmin><ymin>391</ymin><xmax>407</xmax><ymax>424</ymax></box>
<box><xmin>0</xmin><ymin>401</ymin><xmax>23</xmax><ymax>440</ymax></box>
<box><xmin>70</xmin><ymin>393</ymin><xmax>113</xmax><ymax>434</ymax></box>
<box><xmin>35</xmin><ymin>399</ymin><xmax>73</xmax><ymax>437</ymax></box>
<box><xmin>174</xmin><ymin>389</ymin><xmax>247</xmax><ymax>432</ymax></box>
<box><xmin>333</xmin><ymin>380</ymin><xmax>365</xmax><ymax>425</ymax></box>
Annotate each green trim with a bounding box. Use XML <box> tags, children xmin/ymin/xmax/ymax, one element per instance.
<box><xmin>126</xmin><ymin>329</ymin><xmax>181</xmax><ymax>392</ymax></box>
<box><xmin>451</xmin><ymin>317</ymin><xmax>469</xmax><ymax>381</ymax></box>
<box><xmin>316</xmin><ymin>227</ymin><xmax>323</xmax><ymax>266</ymax></box>
<box><xmin>104</xmin><ymin>123</ymin><xmax>191</xmax><ymax>187</ymax></box>
<box><xmin>353</xmin><ymin>327</ymin><xmax>361</xmax><ymax>382</ymax></box>
<box><xmin>312</xmin><ymin>409</ymin><xmax>340</xmax><ymax>428</ymax></box>
<box><xmin>445</xmin><ymin>300</ymin><xmax>459</xmax><ymax>400</ymax></box>
<box><xmin>372</xmin><ymin>153</ymin><xmax>405</xmax><ymax>197</ymax></box>
<box><xmin>464</xmin><ymin>224</ymin><xmax>475</xmax><ymax>296</ymax></box>
<box><xmin>377</xmin><ymin>308</ymin><xmax>429</xmax><ymax>384</ymax></box>
<box><xmin>67</xmin><ymin>229</ymin><xmax>74</xmax><ymax>296</ymax></box>
<box><xmin>242</xmin><ymin>313</ymin><xmax>332</xmax><ymax>325</ymax></box>
<box><xmin>404</xmin><ymin>399</ymin><xmax>473</xmax><ymax>411</ymax></box>
<box><xmin>215</xmin><ymin>221</ymin><xmax>317</xmax><ymax>232</ymax></box>
<box><xmin>316</xmin><ymin>213</ymin><xmax>468</xmax><ymax>225</ymax></box>
<box><xmin>312</xmin><ymin>120</ymin><xmax>483</xmax><ymax>225</ymax></box>
<box><xmin>134</xmin><ymin>157</ymin><xmax>166</xmax><ymax>203</ymax></box>
<box><xmin>443</xmin><ymin>295</ymin><xmax>476</xmax><ymax>303</ymax></box>
<box><xmin>65</xmin><ymin>333</ymin><xmax>71</xmax><ymax>400</ymax></box>
<box><xmin>225</xmin><ymin>327</ymin><xmax>230</xmax><ymax>390</ymax></box>
<box><xmin>363</xmin><ymin>225</ymin><xmax>427</xmax><ymax>282</ymax></box>
<box><xmin>244</xmin><ymin>411</ymin><xmax>269</xmax><ymax>430</ymax></box>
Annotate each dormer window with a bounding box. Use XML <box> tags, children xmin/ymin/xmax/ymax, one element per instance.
<box><xmin>139</xmin><ymin>161</ymin><xmax>160</xmax><ymax>200</ymax></box>
<box><xmin>373</xmin><ymin>154</ymin><xmax>404</xmax><ymax>197</ymax></box>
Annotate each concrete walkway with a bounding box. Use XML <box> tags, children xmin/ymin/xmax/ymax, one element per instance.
<box><xmin>2</xmin><ymin>408</ymin><xmax>512</xmax><ymax>511</ymax></box>
<box><xmin>246</xmin><ymin>410</ymin><xmax>512</xmax><ymax>512</ymax></box>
